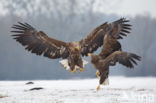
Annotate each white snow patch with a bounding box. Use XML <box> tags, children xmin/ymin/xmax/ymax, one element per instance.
<box><xmin>0</xmin><ymin>76</ymin><xmax>156</xmax><ymax>103</ymax></box>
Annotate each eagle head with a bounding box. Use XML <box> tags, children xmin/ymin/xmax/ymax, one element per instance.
<box><xmin>69</xmin><ymin>42</ymin><xmax>81</xmax><ymax>51</ymax></box>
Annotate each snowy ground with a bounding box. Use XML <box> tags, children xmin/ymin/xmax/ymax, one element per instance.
<box><xmin>0</xmin><ymin>77</ymin><xmax>156</xmax><ymax>103</ymax></box>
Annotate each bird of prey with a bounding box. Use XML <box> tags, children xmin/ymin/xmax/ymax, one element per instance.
<box><xmin>11</xmin><ymin>18</ymin><xmax>131</xmax><ymax>73</ymax></box>
<box><xmin>88</xmin><ymin>25</ymin><xmax>141</xmax><ymax>90</ymax></box>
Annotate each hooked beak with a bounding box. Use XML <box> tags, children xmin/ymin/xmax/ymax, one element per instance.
<box><xmin>87</xmin><ymin>53</ymin><xmax>92</xmax><ymax>56</ymax></box>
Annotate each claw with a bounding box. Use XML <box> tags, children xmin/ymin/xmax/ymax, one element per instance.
<box><xmin>71</xmin><ymin>69</ymin><xmax>76</xmax><ymax>73</ymax></box>
<box><xmin>97</xmin><ymin>84</ymin><xmax>100</xmax><ymax>91</ymax></box>
<box><xmin>96</xmin><ymin>71</ymin><xmax>100</xmax><ymax>77</ymax></box>
<box><xmin>80</xmin><ymin>68</ymin><xmax>84</xmax><ymax>72</ymax></box>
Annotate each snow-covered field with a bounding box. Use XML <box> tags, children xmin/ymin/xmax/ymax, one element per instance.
<box><xmin>0</xmin><ymin>77</ymin><xmax>156</xmax><ymax>103</ymax></box>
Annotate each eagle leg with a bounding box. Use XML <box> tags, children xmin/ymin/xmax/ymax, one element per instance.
<box><xmin>71</xmin><ymin>69</ymin><xmax>77</xmax><ymax>73</ymax></box>
<box><xmin>97</xmin><ymin>84</ymin><xmax>100</xmax><ymax>91</ymax></box>
<box><xmin>79</xmin><ymin>68</ymin><xmax>84</xmax><ymax>72</ymax></box>
<box><xmin>96</xmin><ymin>71</ymin><xmax>100</xmax><ymax>77</ymax></box>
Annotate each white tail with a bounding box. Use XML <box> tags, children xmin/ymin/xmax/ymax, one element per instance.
<box><xmin>59</xmin><ymin>59</ymin><xmax>88</xmax><ymax>71</ymax></box>
<box><xmin>59</xmin><ymin>59</ymin><xmax>70</xmax><ymax>70</ymax></box>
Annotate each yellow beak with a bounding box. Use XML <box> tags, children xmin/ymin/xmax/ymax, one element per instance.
<box><xmin>87</xmin><ymin>53</ymin><xmax>92</xmax><ymax>56</ymax></box>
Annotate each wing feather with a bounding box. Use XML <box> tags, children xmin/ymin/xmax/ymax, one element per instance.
<box><xmin>107</xmin><ymin>51</ymin><xmax>141</xmax><ymax>68</ymax></box>
<box><xmin>80</xmin><ymin>18</ymin><xmax>131</xmax><ymax>56</ymax></box>
<box><xmin>11</xmin><ymin>22</ymin><xmax>69</xmax><ymax>59</ymax></box>
<box><xmin>109</xmin><ymin>18</ymin><xmax>132</xmax><ymax>39</ymax></box>
<box><xmin>99</xmin><ymin>34</ymin><xmax>121</xmax><ymax>59</ymax></box>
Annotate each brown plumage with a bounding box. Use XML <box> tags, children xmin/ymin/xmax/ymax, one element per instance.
<box><xmin>11</xmin><ymin>18</ymin><xmax>131</xmax><ymax>72</ymax></box>
<box><xmin>91</xmin><ymin>51</ymin><xmax>141</xmax><ymax>87</ymax></box>
<box><xmin>90</xmin><ymin>29</ymin><xmax>141</xmax><ymax>90</ymax></box>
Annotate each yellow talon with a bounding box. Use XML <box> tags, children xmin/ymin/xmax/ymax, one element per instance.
<box><xmin>72</xmin><ymin>69</ymin><xmax>77</xmax><ymax>73</ymax></box>
<box><xmin>96</xmin><ymin>71</ymin><xmax>100</xmax><ymax>77</ymax></box>
<box><xmin>80</xmin><ymin>68</ymin><xmax>84</xmax><ymax>72</ymax></box>
<box><xmin>97</xmin><ymin>84</ymin><xmax>100</xmax><ymax>91</ymax></box>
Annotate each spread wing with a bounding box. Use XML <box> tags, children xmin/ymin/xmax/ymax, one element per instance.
<box><xmin>109</xmin><ymin>18</ymin><xmax>132</xmax><ymax>39</ymax></box>
<box><xmin>106</xmin><ymin>51</ymin><xmax>141</xmax><ymax>68</ymax></box>
<box><xmin>11</xmin><ymin>22</ymin><xmax>69</xmax><ymax>59</ymax></box>
<box><xmin>80</xmin><ymin>18</ymin><xmax>132</xmax><ymax>56</ymax></box>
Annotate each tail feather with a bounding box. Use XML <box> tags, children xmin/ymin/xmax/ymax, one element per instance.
<box><xmin>59</xmin><ymin>59</ymin><xmax>70</xmax><ymax>70</ymax></box>
<box><xmin>59</xmin><ymin>59</ymin><xmax>88</xmax><ymax>71</ymax></box>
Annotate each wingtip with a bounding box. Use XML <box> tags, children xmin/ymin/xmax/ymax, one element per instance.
<box><xmin>17</xmin><ymin>21</ymin><xmax>21</xmax><ymax>24</ymax></box>
<box><xmin>123</xmin><ymin>24</ymin><xmax>132</xmax><ymax>27</ymax></box>
<box><xmin>133</xmin><ymin>54</ymin><xmax>141</xmax><ymax>61</ymax></box>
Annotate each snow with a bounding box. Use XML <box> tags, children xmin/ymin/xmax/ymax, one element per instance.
<box><xmin>0</xmin><ymin>77</ymin><xmax>156</xmax><ymax>103</ymax></box>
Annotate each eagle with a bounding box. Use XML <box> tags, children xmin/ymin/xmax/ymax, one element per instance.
<box><xmin>11</xmin><ymin>18</ymin><xmax>131</xmax><ymax>73</ymax></box>
<box><xmin>88</xmin><ymin>28</ymin><xmax>141</xmax><ymax>90</ymax></box>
